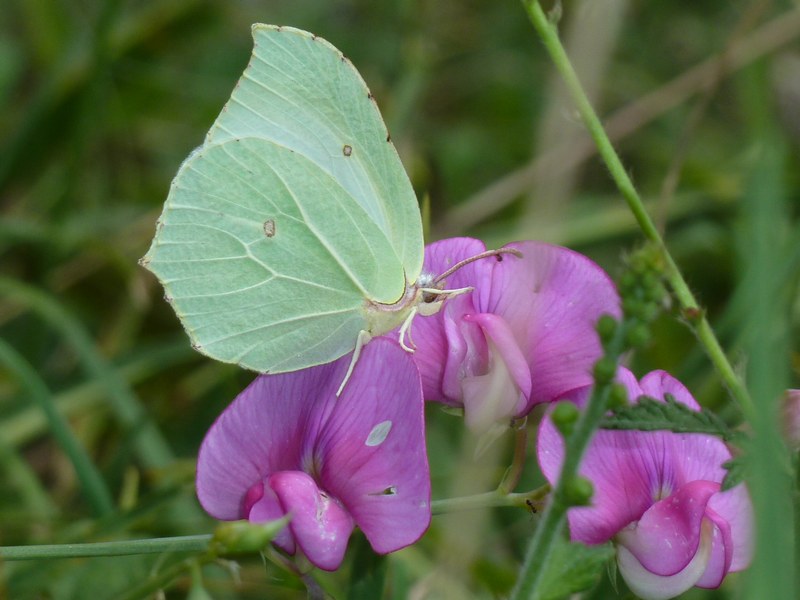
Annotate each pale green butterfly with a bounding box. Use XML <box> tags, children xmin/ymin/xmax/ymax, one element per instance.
<box><xmin>141</xmin><ymin>24</ymin><xmax>511</xmax><ymax>390</ymax></box>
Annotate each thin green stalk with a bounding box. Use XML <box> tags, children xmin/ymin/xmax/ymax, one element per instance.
<box><xmin>0</xmin><ymin>535</ymin><xmax>212</xmax><ymax>560</ymax></box>
<box><xmin>431</xmin><ymin>485</ymin><xmax>548</xmax><ymax>515</ymax></box>
<box><xmin>498</xmin><ymin>421</ymin><xmax>529</xmax><ymax>495</ymax></box>
<box><xmin>0</xmin><ymin>339</ymin><xmax>115</xmax><ymax>517</ymax></box>
<box><xmin>521</xmin><ymin>0</ymin><xmax>754</xmax><ymax>421</ymax></box>
<box><xmin>510</xmin><ymin>323</ymin><xmax>627</xmax><ymax>599</ymax></box>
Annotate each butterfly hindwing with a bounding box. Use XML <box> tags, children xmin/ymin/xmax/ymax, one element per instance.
<box><xmin>145</xmin><ymin>137</ymin><xmax>403</xmax><ymax>372</ymax></box>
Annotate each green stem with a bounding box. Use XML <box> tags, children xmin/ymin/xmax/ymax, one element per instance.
<box><xmin>0</xmin><ymin>535</ymin><xmax>213</xmax><ymax>560</ymax></box>
<box><xmin>431</xmin><ymin>485</ymin><xmax>548</xmax><ymax>515</ymax></box>
<box><xmin>511</xmin><ymin>325</ymin><xmax>627</xmax><ymax>599</ymax></box>
<box><xmin>521</xmin><ymin>0</ymin><xmax>754</xmax><ymax>421</ymax></box>
<box><xmin>498</xmin><ymin>421</ymin><xmax>529</xmax><ymax>495</ymax></box>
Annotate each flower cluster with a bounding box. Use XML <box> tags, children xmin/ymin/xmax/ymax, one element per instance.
<box><xmin>538</xmin><ymin>368</ymin><xmax>752</xmax><ymax>599</ymax></box>
<box><xmin>195</xmin><ymin>237</ymin><xmax>752</xmax><ymax>596</ymax></box>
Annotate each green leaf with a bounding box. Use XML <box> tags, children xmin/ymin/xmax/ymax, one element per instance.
<box><xmin>600</xmin><ymin>395</ymin><xmax>741</xmax><ymax>441</ymax></box>
<box><xmin>533</xmin><ymin>538</ymin><xmax>614</xmax><ymax>600</ymax></box>
<box><xmin>347</xmin><ymin>533</ymin><xmax>387</xmax><ymax>600</ymax></box>
<box><xmin>721</xmin><ymin>456</ymin><xmax>748</xmax><ymax>491</ymax></box>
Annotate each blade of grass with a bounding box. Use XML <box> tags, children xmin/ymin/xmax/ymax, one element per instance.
<box><xmin>737</xmin><ymin>63</ymin><xmax>795</xmax><ymax>599</ymax></box>
<box><xmin>0</xmin><ymin>277</ymin><xmax>174</xmax><ymax>469</ymax></box>
<box><xmin>0</xmin><ymin>339</ymin><xmax>194</xmax><ymax>449</ymax></box>
<box><xmin>0</xmin><ymin>435</ymin><xmax>58</xmax><ymax>521</ymax></box>
<box><xmin>0</xmin><ymin>0</ymin><xmax>203</xmax><ymax>187</ymax></box>
<box><xmin>0</xmin><ymin>339</ymin><xmax>115</xmax><ymax>517</ymax></box>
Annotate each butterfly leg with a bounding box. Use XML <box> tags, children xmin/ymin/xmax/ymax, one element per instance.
<box><xmin>336</xmin><ymin>329</ymin><xmax>373</xmax><ymax>397</ymax></box>
<box><xmin>398</xmin><ymin>307</ymin><xmax>418</xmax><ymax>352</ymax></box>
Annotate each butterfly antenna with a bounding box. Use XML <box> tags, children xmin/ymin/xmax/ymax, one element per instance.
<box><xmin>433</xmin><ymin>248</ymin><xmax>523</xmax><ymax>285</ymax></box>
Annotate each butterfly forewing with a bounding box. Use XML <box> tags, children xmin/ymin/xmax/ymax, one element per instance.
<box><xmin>206</xmin><ymin>24</ymin><xmax>424</xmax><ymax>281</ymax></box>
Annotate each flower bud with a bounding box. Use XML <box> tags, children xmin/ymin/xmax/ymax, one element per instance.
<box><xmin>562</xmin><ymin>475</ymin><xmax>594</xmax><ymax>507</ymax></box>
<box><xmin>626</xmin><ymin>322</ymin><xmax>651</xmax><ymax>348</ymax></box>
<box><xmin>210</xmin><ymin>517</ymin><xmax>290</xmax><ymax>556</ymax></box>
<box><xmin>552</xmin><ymin>402</ymin><xmax>580</xmax><ymax>437</ymax></box>
<box><xmin>608</xmin><ymin>383</ymin><xmax>629</xmax><ymax>410</ymax></box>
<box><xmin>593</xmin><ymin>356</ymin><xmax>617</xmax><ymax>385</ymax></box>
<box><xmin>596</xmin><ymin>314</ymin><xmax>618</xmax><ymax>345</ymax></box>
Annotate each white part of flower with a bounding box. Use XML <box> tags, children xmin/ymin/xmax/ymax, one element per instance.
<box><xmin>617</xmin><ymin>519</ymin><xmax>713</xmax><ymax>600</ymax></box>
<box><xmin>366</xmin><ymin>420</ymin><xmax>393</xmax><ymax>447</ymax></box>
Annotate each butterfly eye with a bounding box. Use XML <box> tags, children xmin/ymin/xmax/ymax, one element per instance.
<box><xmin>422</xmin><ymin>290</ymin><xmax>440</xmax><ymax>304</ymax></box>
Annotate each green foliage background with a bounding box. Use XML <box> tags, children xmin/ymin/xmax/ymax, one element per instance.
<box><xmin>1</xmin><ymin>0</ymin><xmax>798</xmax><ymax>598</ymax></box>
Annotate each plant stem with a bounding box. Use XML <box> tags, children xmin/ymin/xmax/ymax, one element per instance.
<box><xmin>0</xmin><ymin>535</ymin><xmax>213</xmax><ymax>560</ymax></box>
<box><xmin>498</xmin><ymin>421</ymin><xmax>529</xmax><ymax>494</ymax></box>
<box><xmin>431</xmin><ymin>486</ymin><xmax>548</xmax><ymax>515</ymax></box>
<box><xmin>510</xmin><ymin>319</ymin><xmax>627</xmax><ymax>599</ymax></box>
<box><xmin>520</xmin><ymin>0</ymin><xmax>754</xmax><ymax>421</ymax></box>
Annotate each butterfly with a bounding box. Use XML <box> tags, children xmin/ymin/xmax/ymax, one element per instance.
<box><xmin>141</xmin><ymin>24</ymin><xmax>514</xmax><ymax>388</ymax></box>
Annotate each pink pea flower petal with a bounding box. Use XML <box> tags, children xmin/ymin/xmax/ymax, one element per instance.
<box><xmin>616</xmin><ymin>480</ymin><xmax>719</xmax><ymax>576</ymax></box>
<box><xmin>196</xmin><ymin>338</ymin><xmax>430</xmax><ymax>570</ymax></box>
<box><xmin>617</xmin><ymin>519</ymin><xmax>714</xmax><ymax>600</ymax></box>
<box><xmin>247</xmin><ymin>482</ymin><xmax>296</xmax><ymax>554</ymax></box>
<box><xmin>537</xmin><ymin>370</ymin><xmax>663</xmax><ymax>543</ymax></box>
<box><xmin>412</xmin><ymin>237</ymin><xmax>620</xmax><ymax>434</ymax></box>
<box><xmin>196</xmin><ymin>370</ymin><xmax>317</xmax><ymax>520</ymax></box>
<box><xmin>270</xmin><ymin>471</ymin><xmax>355</xmax><ymax>571</ymax></box>
<box><xmin>461</xmin><ymin>313</ymin><xmax>531</xmax><ymax>432</ymax></box>
<box><xmin>315</xmin><ymin>338</ymin><xmax>431</xmax><ymax>554</ymax></box>
<box><xmin>536</xmin><ymin>368</ymin><xmax>753</xmax><ymax>597</ymax></box>
<box><xmin>707</xmin><ymin>485</ymin><xmax>753</xmax><ymax>572</ymax></box>
<box><xmin>486</xmin><ymin>241</ymin><xmax>622</xmax><ymax>407</ymax></box>
<box><xmin>412</xmin><ymin>238</ymin><xmax>488</xmax><ymax>404</ymax></box>
<box><xmin>694</xmin><ymin>507</ymin><xmax>733</xmax><ymax>588</ymax></box>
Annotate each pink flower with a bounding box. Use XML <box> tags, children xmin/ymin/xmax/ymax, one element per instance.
<box><xmin>196</xmin><ymin>338</ymin><xmax>431</xmax><ymax>571</ymax></box>
<box><xmin>410</xmin><ymin>237</ymin><xmax>621</xmax><ymax>434</ymax></box>
<box><xmin>537</xmin><ymin>368</ymin><xmax>753</xmax><ymax>600</ymax></box>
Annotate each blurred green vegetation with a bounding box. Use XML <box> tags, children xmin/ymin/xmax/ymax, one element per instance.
<box><xmin>1</xmin><ymin>0</ymin><xmax>798</xmax><ymax>598</ymax></box>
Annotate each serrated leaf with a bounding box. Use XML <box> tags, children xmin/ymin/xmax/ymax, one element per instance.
<box><xmin>721</xmin><ymin>456</ymin><xmax>748</xmax><ymax>491</ymax></box>
<box><xmin>533</xmin><ymin>538</ymin><xmax>614</xmax><ymax>600</ymax></box>
<box><xmin>600</xmin><ymin>395</ymin><xmax>739</xmax><ymax>441</ymax></box>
